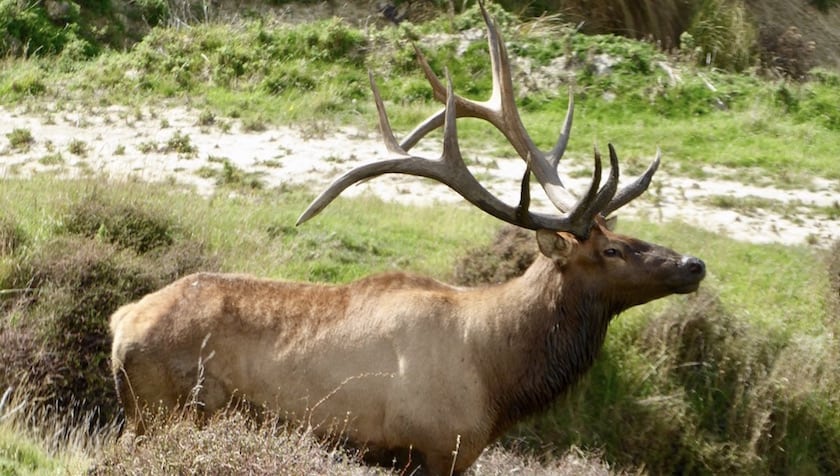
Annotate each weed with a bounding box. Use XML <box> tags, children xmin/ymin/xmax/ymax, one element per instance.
<box><xmin>37</xmin><ymin>153</ymin><xmax>64</xmax><ymax>166</ymax></box>
<box><xmin>114</xmin><ymin>144</ymin><xmax>126</xmax><ymax>155</ymax></box>
<box><xmin>137</xmin><ymin>141</ymin><xmax>157</xmax><ymax>153</ymax></box>
<box><xmin>453</xmin><ymin>225</ymin><xmax>535</xmax><ymax>285</ymax></box>
<box><xmin>6</xmin><ymin>128</ymin><xmax>34</xmax><ymax>151</ymax></box>
<box><xmin>241</xmin><ymin>117</ymin><xmax>267</xmax><ymax>133</ymax></box>
<box><xmin>197</xmin><ymin>109</ymin><xmax>215</xmax><ymax>126</ymax></box>
<box><xmin>67</xmin><ymin>139</ymin><xmax>88</xmax><ymax>157</ymax></box>
<box><xmin>219</xmin><ymin>160</ymin><xmax>264</xmax><ymax>189</ymax></box>
<box><xmin>0</xmin><ymin>193</ymin><xmax>218</xmax><ymax>425</ymax></box>
<box><xmin>0</xmin><ymin>216</ymin><xmax>26</xmax><ymax>256</ymax></box>
<box><xmin>164</xmin><ymin>130</ymin><xmax>196</xmax><ymax>155</ymax></box>
<box><xmin>62</xmin><ymin>194</ymin><xmax>175</xmax><ymax>254</ymax></box>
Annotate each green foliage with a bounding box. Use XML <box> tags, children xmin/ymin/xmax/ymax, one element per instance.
<box><xmin>67</xmin><ymin>138</ymin><xmax>87</xmax><ymax>156</ymax></box>
<box><xmin>0</xmin><ymin>0</ymin><xmax>97</xmax><ymax>58</ymax></box>
<box><xmin>5</xmin><ymin>128</ymin><xmax>34</xmax><ymax>150</ymax></box>
<box><xmin>0</xmin><ymin>62</ymin><xmax>47</xmax><ymax>99</ymax></box>
<box><xmin>61</xmin><ymin>193</ymin><xmax>175</xmax><ymax>253</ymax></box>
<box><xmin>0</xmin><ymin>216</ymin><xmax>26</xmax><ymax>256</ymax></box>
<box><xmin>164</xmin><ymin>130</ymin><xmax>196</xmax><ymax>154</ymax></box>
<box><xmin>683</xmin><ymin>0</ymin><xmax>756</xmax><ymax>71</ymax></box>
<box><xmin>135</xmin><ymin>0</ymin><xmax>169</xmax><ymax>27</ymax></box>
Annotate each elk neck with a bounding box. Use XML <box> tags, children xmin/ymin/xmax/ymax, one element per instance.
<box><xmin>468</xmin><ymin>254</ymin><xmax>620</xmax><ymax>438</ymax></box>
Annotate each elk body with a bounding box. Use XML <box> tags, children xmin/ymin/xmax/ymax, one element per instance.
<box><xmin>110</xmin><ymin>2</ymin><xmax>705</xmax><ymax>474</ymax></box>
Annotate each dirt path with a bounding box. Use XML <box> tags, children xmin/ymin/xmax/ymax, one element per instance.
<box><xmin>1</xmin><ymin>104</ymin><xmax>837</xmax><ymax>248</ymax></box>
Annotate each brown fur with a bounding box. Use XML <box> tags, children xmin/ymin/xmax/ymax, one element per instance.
<box><xmin>110</xmin><ymin>221</ymin><xmax>704</xmax><ymax>474</ymax></box>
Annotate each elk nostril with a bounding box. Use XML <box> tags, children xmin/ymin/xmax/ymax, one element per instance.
<box><xmin>682</xmin><ymin>256</ymin><xmax>706</xmax><ymax>275</ymax></box>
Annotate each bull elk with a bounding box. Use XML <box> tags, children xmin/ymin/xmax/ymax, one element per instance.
<box><xmin>110</xmin><ymin>2</ymin><xmax>705</xmax><ymax>474</ymax></box>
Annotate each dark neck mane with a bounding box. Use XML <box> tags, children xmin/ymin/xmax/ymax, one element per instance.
<box><xmin>489</xmin><ymin>268</ymin><xmax>620</xmax><ymax>438</ymax></box>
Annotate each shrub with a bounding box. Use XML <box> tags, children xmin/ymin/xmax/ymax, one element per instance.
<box><xmin>810</xmin><ymin>0</ymin><xmax>840</xmax><ymax>12</ymax></box>
<box><xmin>684</xmin><ymin>0</ymin><xmax>757</xmax><ymax>72</ymax></box>
<box><xmin>6</xmin><ymin>127</ymin><xmax>34</xmax><ymax>150</ymax></box>
<box><xmin>0</xmin><ymin>0</ymin><xmax>95</xmax><ymax>58</ymax></box>
<box><xmin>95</xmin><ymin>411</ymin><xmax>369</xmax><ymax>475</ymax></box>
<box><xmin>759</xmin><ymin>26</ymin><xmax>816</xmax><ymax>80</ymax></box>
<box><xmin>453</xmin><ymin>225</ymin><xmax>536</xmax><ymax>286</ymax></box>
<box><xmin>61</xmin><ymin>194</ymin><xmax>175</xmax><ymax>254</ymax></box>
<box><xmin>135</xmin><ymin>0</ymin><xmax>169</xmax><ymax>27</ymax></box>
<box><xmin>0</xmin><ymin>197</ymin><xmax>218</xmax><ymax>424</ymax></box>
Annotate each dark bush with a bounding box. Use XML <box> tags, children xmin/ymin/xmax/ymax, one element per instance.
<box><xmin>759</xmin><ymin>26</ymin><xmax>816</xmax><ymax>80</ymax></box>
<box><xmin>62</xmin><ymin>195</ymin><xmax>175</xmax><ymax>254</ymax></box>
<box><xmin>453</xmin><ymin>225</ymin><xmax>536</xmax><ymax>286</ymax></box>
<box><xmin>1</xmin><ymin>236</ymin><xmax>160</xmax><ymax>422</ymax></box>
<box><xmin>0</xmin><ymin>199</ymin><xmax>218</xmax><ymax>424</ymax></box>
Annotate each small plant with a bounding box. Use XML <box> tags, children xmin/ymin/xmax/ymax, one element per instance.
<box><xmin>137</xmin><ymin>141</ymin><xmax>158</xmax><ymax>154</ymax></box>
<box><xmin>197</xmin><ymin>110</ymin><xmax>216</xmax><ymax>126</ymax></box>
<box><xmin>67</xmin><ymin>139</ymin><xmax>88</xmax><ymax>157</ymax></box>
<box><xmin>241</xmin><ymin>117</ymin><xmax>267</xmax><ymax>133</ymax></box>
<box><xmin>6</xmin><ymin>128</ymin><xmax>35</xmax><ymax>151</ymax></box>
<box><xmin>38</xmin><ymin>153</ymin><xmax>64</xmax><ymax>166</ymax></box>
<box><xmin>165</xmin><ymin>131</ymin><xmax>196</xmax><ymax>155</ymax></box>
<box><xmin>114</xmin><ymin>144</ymin><xmax>126</xmax><ymax>155</ymax></box>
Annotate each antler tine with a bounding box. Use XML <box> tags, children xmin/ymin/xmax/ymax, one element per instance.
<box><xmin>395</xmin><ymin>0</ymin><xmax>579</xmax><ymax>213</ymax></box>
<box><xmin>369</xmin><ymin>70</ymin><xmax>408</xmax><ymax>156</ymax></box>
<box><xmin>603</xmin><ymin>148</ymin><xmax>661</xmax><ymax>216</ymax></box>
<box><xmin>547</xmin><ymin>91</ymin><xmax>574</xmax><ymax>169</ymax></box>
<box><xmin>568</xmin><ymin>146</ymin><xmax>619</xmax><ymax>223</ymax></box>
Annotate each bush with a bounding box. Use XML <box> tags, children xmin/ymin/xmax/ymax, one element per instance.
<box><xmin>684</xmin><ymin>0</ymin><xmax>757</xmax><ymax>72</ymax></box>
<box><xmin>95</xmin><ymin>411</ymin><xmax>369</xmax><ymax>475</ymax></box>
<box><xmin>61</xmin><ymin>194</ymin><xmax>175</xmax><ymax>254</ymax></box>
<box><xmin>453</xmin><ymin>225</ymin><xmax>536</xmax><ymax>286</ymax></box>
<box><xmin>0</xmin><ymin>0</ymin><xmax>95</xmax><ymax>58</ymax></box>
<box><xmin>0</xmin><ymin>198</ymin><xmax>218</xmax><ymax>425</ymax></box>
<box><xmin>759</xmin><ymin>26</ymin><xmax>816</xmax><ymax>80</ymax></box>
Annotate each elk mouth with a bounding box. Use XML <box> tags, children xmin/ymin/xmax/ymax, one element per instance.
<box><xmin>672</xmin><ymin>281</ymin><xmax>703</xmax><ymax>294</ymax></box>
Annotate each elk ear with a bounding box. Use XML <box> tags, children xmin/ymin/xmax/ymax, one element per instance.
<box><xmin>536</xmin><ymin>229</ymin><xmax>577</xmax><ymax>266</ymax></box>
<box><xmin>604</xmin><ymin>215</ymin><xmax>618</xmax><ymax>231</ymax></box>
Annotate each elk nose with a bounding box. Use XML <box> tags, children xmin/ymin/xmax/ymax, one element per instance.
<box><xmin>681</xmin><ymin>256</ymin><xmax>706</xmax><ymax>277</ymax></box>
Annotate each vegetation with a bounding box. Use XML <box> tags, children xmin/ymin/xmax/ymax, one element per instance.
<box><xmin>3</xmin><ymin>3</ymin><xmax>838</xmax><ymax>180</ymax></box>
<box><xmin>1</xmin><ymin>1</ymin><xmax>839</xmax><ymax>474</ymax></box>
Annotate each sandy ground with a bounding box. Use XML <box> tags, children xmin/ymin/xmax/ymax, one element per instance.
<box><xmin>1</xmin><ymin>104</ymin><xmax>837</xmax><ymax>248</ymax></box>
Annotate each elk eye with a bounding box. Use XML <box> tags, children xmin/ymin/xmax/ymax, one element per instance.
<box><xmin>603</xmin><ymin>248</ymin><xmax>621</xmax><ymax>258</ymax></box>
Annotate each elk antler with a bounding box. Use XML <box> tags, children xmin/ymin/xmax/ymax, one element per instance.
<box><xmin>297</xmin><ymin>0</ymin><xmax>660</xmax><ymax>238</ymax></box>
